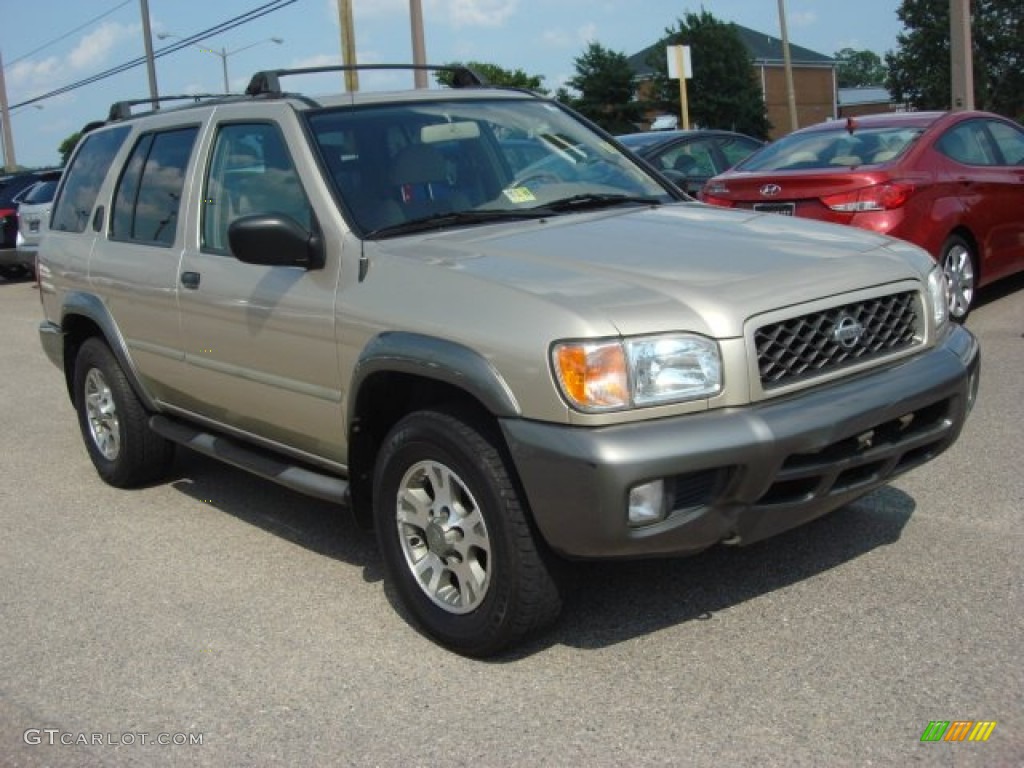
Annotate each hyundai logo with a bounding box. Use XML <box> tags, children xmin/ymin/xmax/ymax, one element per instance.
<box><xmin>760</xmin><ymin>183</ymin><xmax>782</xmax><ymax>197</ymax></box>
<box><xmin>832</xmin><ymin>314</ymin><xmax>865</xmax><ymax>349</ymax></box>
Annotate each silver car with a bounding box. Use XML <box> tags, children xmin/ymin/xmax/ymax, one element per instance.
<box><xmin>14</xmin><ymin>170</ymin><xmax>61</xmax><ymax>277</ymax></box>
<box><xmin>37</xmin><ymin>65</ymin><xmax>980</xmax><ymax>656</ymax></box>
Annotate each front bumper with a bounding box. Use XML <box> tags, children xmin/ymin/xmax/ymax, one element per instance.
<box><xmin>502</xmin><ymin>324</ymin><xmax>979</xmax><ymax>559</ymax></box>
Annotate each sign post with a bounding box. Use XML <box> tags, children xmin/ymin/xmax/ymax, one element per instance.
<box><xmin>666</xmin><ymin>45</ymin><xmax>693</xmax><ymax>129</ymax></box>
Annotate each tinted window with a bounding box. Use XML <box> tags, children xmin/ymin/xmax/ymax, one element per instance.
<box><xmin>986</xmin><ymin>120</ymin><xmax>1024</xmax><ymax>165</ymax></box>
<box><xmin>112</xmin><ymin>127</ymin><xmax>198</xmax><ymax>246</ymax></box>
<box><xmin>51</xmin><ymin>126</ymin><xmax>130</xmax><ymax>233</ymax></box>
<box><xmin>936</xmin><ymin>121</ymin><xmax>999</xmax><ymax>166</ymax></box>
<box><xmin>202</xmin><ymin>122</ymin><xmax>312</xmax><ymax>253</ymax></box>
<box><xmin>739</xmin><ymin>125</ymin><xmax>923</xmax><ymax>171</ymax></box>
<box><xmin>718</xmin><ymin>136</ymin><xmax>763</xmax><ymax>168</ymax></box>
<box><xmin>23</xmin><ymin>180</ymin><xmax>60</xmax><ymax>205</ymax></box>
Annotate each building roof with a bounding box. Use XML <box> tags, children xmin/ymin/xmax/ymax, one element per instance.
<box><xmin>627</xmin><ymin>22</ymin><xmax>834</xmax><ymax>78</ymax></box>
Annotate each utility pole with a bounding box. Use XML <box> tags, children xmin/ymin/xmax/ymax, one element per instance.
<box><xmin>0</xmin><ymin>50</ymin><xmax>16</xmax><ymax>171</ymax></box>
<box><xmin>139</xmin><ymin>0</ymin><xmax>160</xmax><ymax>109</ymax></box>
<box><xmin>777</xmin><ymin>0</ymin><xmax>799</xmax><ymax>132</ymax></box>
<box><xmin>950</xmin><ymin>0</ymin><xmax>974</xmax><ymax>110</ymax></box>
<box><xmin>410</xmin><ymin>0</ymin><xmax>427</xmax><ymax>89</ymax></box>
<box><xmin>338</xmin><ymin>0</ymin><xmax>359</xmax><ymax>92</ymax></box>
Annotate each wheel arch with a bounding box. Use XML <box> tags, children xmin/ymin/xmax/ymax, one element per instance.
<box><xmin>944</xmin><ymin>226</ymin><xmax>980</xmax><ymax>276</ymax></box>
<box><xmin>58</xmin><ymin>292</ymin><xmax>158</xmax><ymax>412</ymax></box>
<box><xmin>345</xmin><ymin>332</ymin><xmax>522</xmax><ymax>528</ymax></box>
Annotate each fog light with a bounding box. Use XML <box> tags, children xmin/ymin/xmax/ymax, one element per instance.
<box><xmin>628</xmin><ymin>480</ymin><xmax>666</xmax><ymax>527</ymax></box>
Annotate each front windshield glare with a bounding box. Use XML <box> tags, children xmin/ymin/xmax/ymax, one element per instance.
<box><xmin>307</xmin><ymin>97</ymin><xmax>672</xmax><ymax>234</ymax></box>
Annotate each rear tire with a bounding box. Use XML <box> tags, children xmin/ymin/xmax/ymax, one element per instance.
<box><xmin>373</xmin><ymin>408</ymin><xmax>562</xmax><ymax>656</ymax></box>
<box><xmin>940</xmin><ymin>234</ymin><xmax>977</xmax><ymax>322</ymax></box>
<box><xmin>73</xmin><ymin>338</ymin><xmax>174</xmax><ymax>487</ymax></box>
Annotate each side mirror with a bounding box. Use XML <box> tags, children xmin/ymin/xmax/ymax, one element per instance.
<box><xmin>228</xmin><ymin>214</ymin><xmax>325</xmax><ymax>270</ymax></box>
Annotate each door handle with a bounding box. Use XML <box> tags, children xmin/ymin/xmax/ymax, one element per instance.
<box><xmin>180</xmin><ymin>271</ymin><xmax>201</xmax><ymax>289</ymax></box>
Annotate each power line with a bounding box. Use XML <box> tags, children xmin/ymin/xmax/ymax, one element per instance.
<box><xmin>4</xmin><ymin>1</ymin><xmax>133</xmax><ymax>70</ymax></box>
<box><xmin>9</xmin><ymin>0</ymin><xmax>298</xmax><ymax>111</ymax></box>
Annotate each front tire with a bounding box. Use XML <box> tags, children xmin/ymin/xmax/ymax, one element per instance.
<box><xmin>73</xmin><ymin>338</ymin><xmax>174</xmax><ymax>487</ymax></box>
<box><xmin>373</xmin><ymin>409</ymin><xmax>561</xmax><ymax>656</ymax></box>
<box><xmin>940</xmin><ymin>235</ymin><xmax>977</xmax><ymax>321</ymax></box>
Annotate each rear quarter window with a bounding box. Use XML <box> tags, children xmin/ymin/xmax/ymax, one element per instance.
<box><xmin>51</xmin><ymin>126</ymin><xmax>131</xmax><ymax>233</ymax></box>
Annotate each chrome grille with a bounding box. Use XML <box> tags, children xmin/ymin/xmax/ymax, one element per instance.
<box><xmin>756</xmin><ymin>291</ymin><xmax>919</xmax><ymax>389</ymax></box>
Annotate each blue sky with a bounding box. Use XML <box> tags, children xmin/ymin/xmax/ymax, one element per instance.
<box><xmin>2</xmin><ymin>0</ymin><xmax>904</xmax><ymax>168</ymax></box>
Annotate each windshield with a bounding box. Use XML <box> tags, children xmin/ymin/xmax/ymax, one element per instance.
<box><xmin>306</xmin><ymin>97</ymin><xmax>674</xmax><ymax>235</ymax></box>
<box><xmin>738</xmin><ymin>125</ymin><xmax>924</xmax><ymax>171</ymax></box>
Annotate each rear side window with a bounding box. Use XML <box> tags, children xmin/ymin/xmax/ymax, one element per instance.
<box><xmin>936</xmin><ymin>121</ymin><xmax>999</xmax><ymax>166</ymax></box>
<box><xmin>51</xmin><ymin>126</ymin><xmax>130</xmax><ymax>233</ymax></box>
<box><xmin>112</xmin><ymin>127</ymin><xmax>198</xmax><ymax>246</ymax></box>
<box><xmin>23</xmin><ymin>180</ymin><xmax>60</xmax><ymax>205</ymax></box>
<box><xmin>986</xmin><ymin>120</ymin><xmax>1024</xmax><ymax>165</ymax></box>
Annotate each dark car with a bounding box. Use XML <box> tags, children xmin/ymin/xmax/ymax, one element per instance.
<box><xmin>702</xmin><ymin>110</ymin><xmax>1024</xmax><ymax>319</ymax></box>
<box><xmin>617</xmin><ymin>129</ymin><xmax>764</xmax><ymax>196</ymax></box>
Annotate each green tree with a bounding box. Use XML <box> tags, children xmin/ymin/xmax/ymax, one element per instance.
<box><xmin>436</xmin><ymin>61</ymin><xmax>547</xmax><ymax>93</ymax></box>
<box><xmin>646</xmin><ymin>11</ymin><xmax>771</xmax><ymax>139</ymax></box>
<box><xmin>886</xmin><ymin>0</ymin><xmax>1024</xmax><ymax>120</ymax></box>
<box><xmin>834</xmin><ymin>48</ymin><xmax>887</xmax><ymax>87</ymax></box>
<box><xmin>58</xmin><ymin>132</ymin><xmax>82</xmax><ymax>166</ymax></box>
<box><xmin>567</xmin><ymin>42</ymin><xmax>641</xmax><ymax>133</ymax></box>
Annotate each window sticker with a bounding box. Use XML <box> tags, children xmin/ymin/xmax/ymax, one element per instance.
<box><xmin>503</xmin><ymin>187</ymin><xmax>537</xmax><ymax>203</ymax></box>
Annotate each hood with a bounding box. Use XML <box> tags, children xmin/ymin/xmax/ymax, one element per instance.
<box><xmin>374</xmin><ymin>203</ymin><xmax>927</xmax><ymax>338</ymax></box>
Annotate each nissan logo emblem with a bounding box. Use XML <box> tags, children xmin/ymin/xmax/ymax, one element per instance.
<box><xmin>832</xmin><ymin>314</ymin><xmax>865</xmax><ymax>350</ymax></box>
<box><xmin>760</xmin><ymin>183</ymin><xmax>782</xmax><ymax>197</ymax></box>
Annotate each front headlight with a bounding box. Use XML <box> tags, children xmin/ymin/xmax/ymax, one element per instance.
<box><xmin>552</xmin><ymin>334</ymin><xmax>722</xmax><ymax>412</ymax></box>
<box><xmin>926</xmin><ymin>266</ymin><xmax>949</xmax><ymax>331</ymax></box>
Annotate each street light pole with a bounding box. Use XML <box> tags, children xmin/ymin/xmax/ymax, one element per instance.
<box><xmin>0</xmin><ymin>49</ymin><xmax>16</xmax><ymax>171</ymax></box>
<box><xmin>777</xmin><ymin>0</ymin><xmax>799</xmax><ymax>132</ymax></box>
<box><xmin>157</xmin><ymin>35</ymin><xmax>283</xmax><ymax>93</ymax></box>
<box><xmin>950</xmin><ymin>0</ymin><xmax>974</xmax><ymax>110</ymax></box>
<box><xmin>139</xmin><ymin>0</ymin><xmax>160</xmax><ymax>109</ymax></box>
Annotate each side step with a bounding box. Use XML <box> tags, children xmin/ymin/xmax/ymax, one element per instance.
<box><xmin>150</xmin><ymin>414</ymin><xmax>350</xmax><ymax>505</ymax></box>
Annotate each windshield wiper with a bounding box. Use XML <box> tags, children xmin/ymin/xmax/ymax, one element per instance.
<box><xmin>540</xmin><ymin>193</ymin><xmax>663</xmax><ymax>212</ymax></box>
<box><xmin>365</xmin><ymin>208</ymin><xmax>550</xmax><ymax>238</ymax></box>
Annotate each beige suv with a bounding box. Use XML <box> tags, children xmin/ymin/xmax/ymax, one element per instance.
<box><xmin>38</xmin><ymin>65</ymin><xmax>979</xmax><ymax>656</ymax></box>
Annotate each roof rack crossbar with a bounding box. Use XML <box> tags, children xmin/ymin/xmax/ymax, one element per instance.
<box><xmin>245</xmin><ymin>64</ymin><xmax>487</xmax><ymax>97</ymax></box>
<box><xmin>108</xmin><ymin>93</ymin><xmax>230</xmax><ymax>121</ymax></box>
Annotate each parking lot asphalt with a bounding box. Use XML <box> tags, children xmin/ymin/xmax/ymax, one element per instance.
<box><xmin>1</xmin><ymin>271</ymin><xmax>1022</xmax><ymax>767</ymax></box>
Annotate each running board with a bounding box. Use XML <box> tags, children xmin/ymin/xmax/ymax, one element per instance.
<box><xmin>149</xmin><ymin>414</ymin><xmax>350</xmax><ymax>505</ymax></box>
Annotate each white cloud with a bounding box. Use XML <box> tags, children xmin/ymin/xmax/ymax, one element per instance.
<box><xmin>68</xmin><ymin>21</ymin><xmax>138</xmax><ymax>71</ymax></box>
<box><xmin>789</xmin><ymin>11</ymin><xmax>818</xmax><ymax>28</ymax></box>
<box><xmin>448</xmin><ymin>0</ymin><xmax>519</xmax><ymax>28</ymax></box>
<box><xmin>577</xmin><ymin>23</ymin><xmax>598</xmax><ymax>44</ymax></box>
<box><xmin>7</xmin><ymin>57</ymin><xmax>62</xmax><ymax>91</ymax></box>
<box><xmin>541</xmin><ymin>28</ymin><xmax>571</xmax><ymax>48</ymax></box>
<box><xmin>291</xmin><ymin>53</ymin><xmax>343</xmax><ymax>69</ymax></box>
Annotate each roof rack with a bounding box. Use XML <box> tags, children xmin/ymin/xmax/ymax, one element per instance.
<box><xmin>107</xmin><ymin>93</ymin><xmax>231</xmax><ymax>121</ymax></box>
<box><xmin>245</xmin><ymin>64</ymin><xmax>487</xmax><ymax>97</ymax></box>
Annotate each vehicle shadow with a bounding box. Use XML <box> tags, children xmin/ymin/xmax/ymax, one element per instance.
<box><xmin>168</xmin><ymin>445</ymin><xmax>915</xmax><ymax>659</ymax></box>
<box><xmin>972</xmin><ymin>269</ymin><xmax>1024</xmax><ymax>312</ymax></box>
<box><xmin>507</xmin><ymin>485</ymin><xmax>916</xmax><ymax>658</ymax></box>
<box><xmin>167</xmin><ymin>448</ymin><xmax>384</xmax><ymax>583</ymax></box>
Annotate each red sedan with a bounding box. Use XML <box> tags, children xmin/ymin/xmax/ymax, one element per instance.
<box><xmin>702</xmin><ymin>110</ymin><xmax>1024</xmax><ymax>319</ymax></box>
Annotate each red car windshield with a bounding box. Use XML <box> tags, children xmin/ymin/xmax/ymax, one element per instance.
<box><xmin>738</xmin><ymin>125</ymin><xmax>925</xmax><ymax>172</ymax></box>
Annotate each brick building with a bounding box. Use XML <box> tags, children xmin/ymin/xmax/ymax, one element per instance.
<box><xmin>628</xmin><ymin>24</ymin><xmax>837</xmax><ymax>139</ymax></box>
